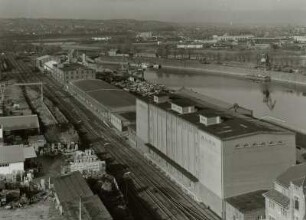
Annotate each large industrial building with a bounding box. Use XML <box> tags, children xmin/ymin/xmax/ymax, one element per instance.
<box><xmin>49</xmin><ymin>63</ymin><xmax>96</xmax><ymax>84</ymax></box>
<box><xmin>36</xmin><ymin>55</ymin><xmax>96</xmax><ymax>84</ymax></box>
<box><xmin>66</xmin><ymin>79</ymin><xmax>136</xmax><ymax>131</ymax></box>
<box><xmin>136</xmin><ymin>92</ymin><xmax>296</xmax><ymax>218</ymax></box>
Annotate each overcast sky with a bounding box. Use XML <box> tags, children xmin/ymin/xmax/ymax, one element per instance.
<box><xmin>1</xmin><ymin>0</ymin><xmax>306</xmax><ymax>24</ymax></box>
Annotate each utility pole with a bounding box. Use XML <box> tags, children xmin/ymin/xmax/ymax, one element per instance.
<box><xmin>79</xmin><ymin>197</ymin><xmax>82</xmax><ymax>220</ymax></box>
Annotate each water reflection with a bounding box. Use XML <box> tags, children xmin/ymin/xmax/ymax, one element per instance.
<box><xmin>261</xmin><ymin>84</ymin><xmax>276</xmax><ymax>111</ymax></box>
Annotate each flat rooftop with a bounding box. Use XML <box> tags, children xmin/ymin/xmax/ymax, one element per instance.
<box><xmin>226</xmin><ymin>190</ymin><xmax>267</xmax><ymax>213</ymax></box>
<box><xmin>138</xmin><ymin>90</ymin><xmax>292</xmax><ymax>140</ymax></box>
<box><xmin>72</xmin><ymin>79</ymin><xmax>136</xmax><ymax>112</ymax></box>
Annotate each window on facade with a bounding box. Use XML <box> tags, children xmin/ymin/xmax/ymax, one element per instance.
<box><xmin>281</xmin><ymin>208</ymin><xmax>287</xmax><ymax>216</ymax></box>
<box><xmin>0</xmin><ymin>163</ymin><xmax>9</xmax><ymax>167</ymax></box>
<box><xmin>295</xmin><ymin>197</ymin><xmax>299</xmax><ymax>210</ymax></box>
<box><xmin>257</xmin><ymin>215</ymin><xmax>265</xmax><ymax>220</ymax></box>
<box><xmin>269</xmin><ymin>200</ymin><xmax>275</xmax><ymax>209</ymax></box>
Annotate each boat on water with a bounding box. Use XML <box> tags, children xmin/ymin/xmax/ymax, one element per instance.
<box><xmin>246</xmin><ymin>74</ymin><xmax>271</xmax><ymax>82</ymax></box>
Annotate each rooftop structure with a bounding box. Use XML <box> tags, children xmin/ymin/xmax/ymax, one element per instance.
<box><xmin>140</xmin><ymin>94</ymin><xmax>289</xmax><ymax>140</ymax></box>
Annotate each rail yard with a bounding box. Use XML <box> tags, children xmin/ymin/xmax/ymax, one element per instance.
<box><xmin>4</xmin><ymin>52</ymin><xmax>221</xmax><ymax>220</ymax></box>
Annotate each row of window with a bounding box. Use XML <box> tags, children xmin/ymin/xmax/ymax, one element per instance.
<box><xmin>235</xmin><ymin>140</ymin><xmax>284</xmax><ymax>149</ymax></box>
<box><xmin>0</xmin><ymin>163</ymin><xmax>9</xmax><ymax>167</ymax></box>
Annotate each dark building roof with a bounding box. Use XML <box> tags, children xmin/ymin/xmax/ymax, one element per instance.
<box><xmin>137</xmin><ymin>90</ymin><xmax>292</xmax><ymax>140</ymax></box>
<box><xmin>119</xmin><ymin>112</ymin><xmax>136</xmax><ymax>122</ymax></box>
<box><xmin>72</xmin><ymin>79</ymin><xmax>136</xmax><ymax>112</ymax></box>
<box><xmin>62</xmin><ymin>195</ymin><xmax>113</xmax><ymax>220</ymax></box>
<box><xmin>226</xmin><ymin>190</ymin><xmax>267</xmax><ymax>213</ymax></box>
<box><xmin>53</xmin><ymin>171</ymin><xmax>93</xmax><ymax>203</ymax></box>
<box><xmin>276</xmin><ymin>163</ymin><xmax>306</xmax><ymax>188</ymax></box>
<box><xmin>59</xmin><ymin>63</ymin><xmax>93</xmax><ymax>72</ymax></box>
<box><xmin>0</xmin><ymin>115</ymin><xmax>40</xmax><ymax>132</ymax></box>
<box><xmin>263</xmin><ymin>189</ymin><xmax>290</xmax><ymax>208</ymax></box>
<box><xmin>53</xmin><ymin>172</ymin><xmax>112</xmax><ymax>220</ymax></box>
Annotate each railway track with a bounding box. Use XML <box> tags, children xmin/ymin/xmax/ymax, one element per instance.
<box><xmin>7</xmin><ymin>53</ymin><xmax>221</xmax><ymax>220</ymax></box>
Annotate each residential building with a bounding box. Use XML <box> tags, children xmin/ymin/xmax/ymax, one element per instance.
<box><xmin>213</xmin><ymin>34</ymin><xmax>254</xmax><ymax>42</ymax></box>
<box><xmin>134</xmin><ymin>52</ymin><xmax>157</xmax><ymax>58</ymax></box>
<box><xmin>0</xmin><ymin>145</ymin><xmax>36</xmax><ymax>175</ymax></box>
<box><xmin>137</xmin><ymin>32</ymin><xmax>153</xmax><ymax>39</ymax></box>
<box><xmin>293</xmin><ymin>36</ymin><xmax>306</xmax><ymax>43</ymax></box>
<box><xmin>136</xmin><ymin>92</ymin><xmax>295</xmax><ymax>218</ymax></box>
<box><xmin>264</xmin><ymin>163</ymin><xmax>306</xmax><ymax>220</ymax></box>
<box><xmin>177</xmin><ymin>44</ymin><xmax>203</xmax><ymax>49</ymax></box>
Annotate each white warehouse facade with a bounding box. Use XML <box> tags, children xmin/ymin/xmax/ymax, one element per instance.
<box><xmin>136</xmin><ymin>93</ymin><xmax>296</xmax><ymax>219</ymax></box>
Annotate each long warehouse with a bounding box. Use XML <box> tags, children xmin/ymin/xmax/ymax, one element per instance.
<box><xmin>66</xmin><ymin>79</ymin><xmax>136</xmax><ymax>131</ymax></box>
<box><xmin>136</xmin><ymin>92</ymin><xmax>296</xmax><ymax>218</ymax></box>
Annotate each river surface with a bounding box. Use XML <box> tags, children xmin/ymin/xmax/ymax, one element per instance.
<box><xmin>144</xmin><ymin>68</ymin><xmax>306</xmax><ymax>133</ymax></box>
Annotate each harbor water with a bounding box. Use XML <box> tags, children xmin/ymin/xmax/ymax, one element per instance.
<box><xmin>145</xmin><ymin>68</ymin><xmax>306</xmax><ymax>135</ymax></box>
